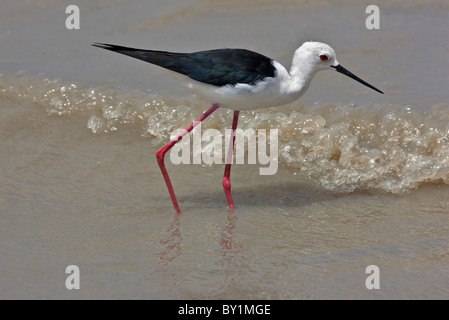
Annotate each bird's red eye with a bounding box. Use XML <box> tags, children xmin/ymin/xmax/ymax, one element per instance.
<box><xmin>320</xmin><ymin>55</ymin><xmax>329</xmax><ymax>61</ymax></box>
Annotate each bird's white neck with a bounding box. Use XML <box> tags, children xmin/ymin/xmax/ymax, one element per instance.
<box><xmin>284</xmin><ymin>49</ymin><xmax>318</xmax><ymax>97</ymax></box>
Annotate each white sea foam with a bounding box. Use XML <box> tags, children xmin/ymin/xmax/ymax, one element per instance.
<box><xmin>2</xmin><ymin>72</ymin><xmax>448</xmax><ymax>193</ymax></box>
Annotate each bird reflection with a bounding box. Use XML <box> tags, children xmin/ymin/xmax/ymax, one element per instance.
<box><xmin>219</xmin><ymin>209</ymin><xmax>242</xmax><ymax>264</ymax></box>
<box><xmin>157</xmin><ymin>212</ymin><xmax>183</xmax><ymax>265</ymax></box>
<box><xmin>157</xmin><ymin>208</ymin><xmax>243</xmax><ymax>268</ymax></box>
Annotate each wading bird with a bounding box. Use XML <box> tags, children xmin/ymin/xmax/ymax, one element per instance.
<box><xmin>93</xmin><ymin>41</ymin><xmax>383</xmax><ymax>212</ymax></box>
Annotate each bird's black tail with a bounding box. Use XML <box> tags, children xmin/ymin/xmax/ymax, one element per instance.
<box><xmin>92</xmin><ymin>43</ymin><xmax>189</xmax><ymax>73</ymax></box>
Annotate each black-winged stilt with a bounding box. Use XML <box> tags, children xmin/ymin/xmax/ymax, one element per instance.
<box><xmin>93</xmin><ymin>42</ymin><xmax>383</xmax><ymax>212</ymax></box>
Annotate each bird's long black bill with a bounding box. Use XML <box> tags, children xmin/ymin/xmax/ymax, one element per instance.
<box><xmin>331</xmin><ymin>64</ymin><xmax>383</xmax><ymax>94</ymax></box>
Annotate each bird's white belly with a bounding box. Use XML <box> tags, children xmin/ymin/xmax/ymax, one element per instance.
<box><xmin>184</xmin><ymin>76</ymin><xmax>301</xmax><ymax>111</ymax></box>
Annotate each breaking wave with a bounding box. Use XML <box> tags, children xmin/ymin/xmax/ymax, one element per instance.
<box><xmin>2</xmin><ymin>72</ymin><xmax>449</xmax><ymax>193</ymax></box>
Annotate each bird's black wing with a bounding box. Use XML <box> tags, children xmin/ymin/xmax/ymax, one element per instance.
<box><xmin>93</xmin><ymin>43</ymin><xmax>276</xmax><ymax>86</ymax></box>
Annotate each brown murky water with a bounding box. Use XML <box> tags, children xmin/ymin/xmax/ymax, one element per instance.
<box><xmin>0</xmin><ymin>0</ymin><xmax>448</xmax><ymax>299</ymax></box>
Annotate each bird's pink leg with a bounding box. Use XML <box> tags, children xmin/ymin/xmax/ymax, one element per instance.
<box><xmin>223</xmin><ymin>110</ymin><xmax>240</xmax><ymax>209</ymax></box>
<box><xmin>156</xmin><ymin>104</ymin><xmax>220</xmax><ymax>212</ymax></box>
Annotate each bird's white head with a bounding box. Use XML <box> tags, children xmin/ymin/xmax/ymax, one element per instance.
<box><xmin>290</xmin><ymin>41</ymin><xmax>384</xmax><ymax>94</ymax></box>
<box><xmin>293</xmin><ymin>42</ymin><xmax>339</xmax><ymax>73</ymax></box>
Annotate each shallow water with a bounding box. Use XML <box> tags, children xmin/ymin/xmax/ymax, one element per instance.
<box><xmin>0</xmin><ymin>0</ymin><xmax>448</xmax><ymax>299</ymax></box>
